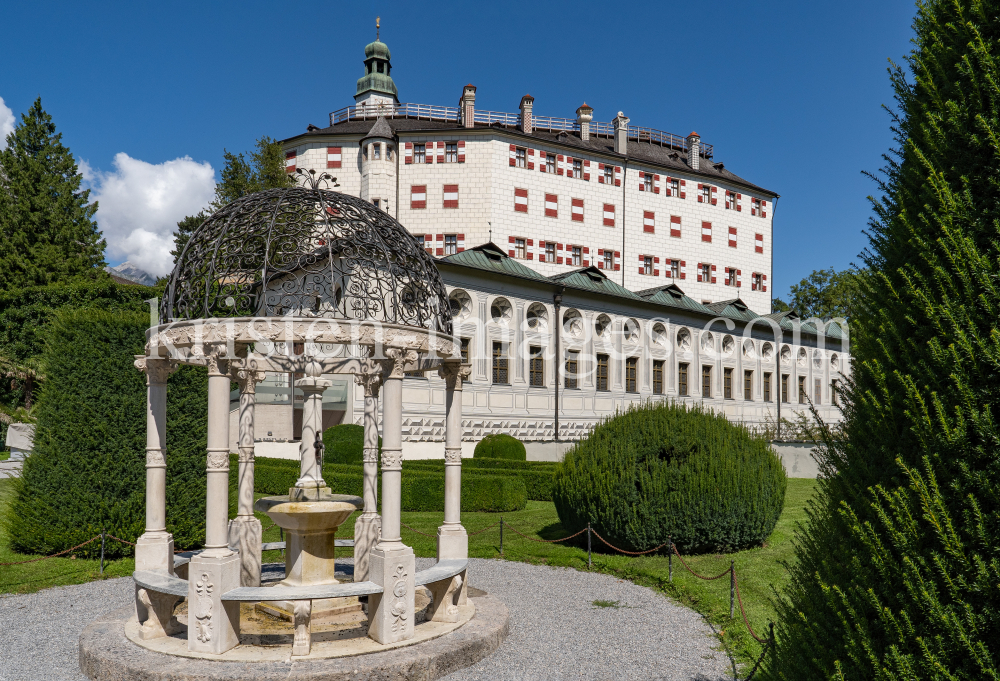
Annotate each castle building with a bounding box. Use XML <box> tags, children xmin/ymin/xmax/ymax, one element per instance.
<box><xmin>253</xmin><ymin>32</ymin><xmax>847</xmax><ymax>458</ymax></box>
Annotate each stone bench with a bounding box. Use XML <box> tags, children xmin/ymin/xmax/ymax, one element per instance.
<box><xmin>132</xmin><ymin>559</ymin><xmax>469</xmax><ymax>656</ymax></box>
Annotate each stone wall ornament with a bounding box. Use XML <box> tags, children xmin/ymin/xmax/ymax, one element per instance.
<box><xmin>207</xmin><ymin>451</ymin><xmax>230</xmax><ymax>471</ymax></box>
<box><xmin>381</xmin><ymin>449</ymin><xmax>403</xmax><ymax>470</ymax></box>
<box><xmin>146</xmin><ymin>450</ymin><xmax>166</xmax><ymax>467</ymax></box>
<box><xmin>194</xmin><ymin>573</ymin><xmax>214</xmax><ymax>643</ymax></box>
<box><xmin>444</xmin><ymin>448</ymin><xmax>463</xmax><ymax>464</ymax></box>
<box><xmin>390</xmin><ymin>564</ymin><xmax>409</xmax><ymax>634</ymax></box>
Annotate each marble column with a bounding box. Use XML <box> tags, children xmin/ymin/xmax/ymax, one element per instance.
<box><xmin>437</xmin><ymin>360</ymin><xmax>470</xmax><ymax>561</ymax></box>
<box><xmin>354</xmin><ymin>362</ymin><xmax>382</xmax><ymax>582</ymax></box>
<box><xmin>228</xmin><ymin>360</ymin><xmax>266</xmax><ymax>587</ymax></box>
<box><xmin>293</xmin><ymin>357</ymin><xmax>332</xmax><ymax>500</ymax></box>
<box><xmin>133</xmin><ymin>356</ymin><xmax>179</xmax><ymax>574</ymax></box>
<box><xmin>188</xmin><ymin>346</ymin><xmax>240</xmax><ymax>655</ymax></box>
<box><xmin>368</xmin><ymin>347</ymin><xmax>417</xmax><ymax>644</ymax></box>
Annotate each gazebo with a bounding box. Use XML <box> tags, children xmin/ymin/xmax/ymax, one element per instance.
<box><xmin>129</xmin><ymin>177</ymin><xmax>471</xmax><ymax>656</ymax></box>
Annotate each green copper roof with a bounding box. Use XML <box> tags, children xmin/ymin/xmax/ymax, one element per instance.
<box><xmin>356</xmin><ymin>40</ymin><xmax>398</xmax><ymax>99</ymax></box>
<box><xmin>549</xmin><ymin>267</ymin><xmax>642</xmax><ymax>300</ymax></box>
<box><xmin>440</xmin><ymin>244</ymin><xmax>551</xmax><ymax>282</ymax></box>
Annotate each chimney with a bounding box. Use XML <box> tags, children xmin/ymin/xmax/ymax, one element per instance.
<box><xmin>613</xmin><ymin>111</ymin><xmax>629</xmax><ymax>154</ymax></box>
<box><xmin>520</xmin><ymin>95</ymin><xmax>534</xmax><ymax>134</ymax></box>
<box><xmin>460</xmin><ymin>84</ymin><xmax>476</xmax><ymax>128</ymax></box>
<box><xmin>686</xmin><ymin>131</ymin><xmax>701</xmax><ymax>171</ymax></box>
<box><xmin>576</xmin><ymin>103</ymin><xmax>593</xmax><ymax>141</ymax></box>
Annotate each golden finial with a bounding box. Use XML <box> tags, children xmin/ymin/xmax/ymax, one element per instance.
<box><xmin>376</xmin><ymin>16</ymin><xmax>380</xmax><ymax>40</ymax></box>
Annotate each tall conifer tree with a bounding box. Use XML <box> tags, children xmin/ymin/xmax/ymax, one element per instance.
<box><xmin>765</xmin><ymin>2</ymin><xmax>1000</xmax><ymax>678</ymax></box>
<box><xmin>0</xmin><ymin>98</ymin><xmax>106</xmax><ymax>292</ymax></box>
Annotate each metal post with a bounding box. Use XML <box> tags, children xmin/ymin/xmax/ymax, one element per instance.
<box><xmin>668</xmin><ymin>536</ymin><xmax>672</xmax><ymax>583</ymax></box>
<box><xmin>587</xmin><ymin>522</ymin><xmax>592</xmax><ymax>568</ymax></box>
<box><xmin>730</xmin><ymin>560</ymin><xmax>736</xmax><ymax>619</ymax></box>
<box><xmin>100</xmin><ymin>529</ymin><xmax>105</xmax><ymax>576</ymax></box>
<box><xmin>499</xmin><ymin>517</ymin><xmax>504</xmax><ymax>558</ymax></box>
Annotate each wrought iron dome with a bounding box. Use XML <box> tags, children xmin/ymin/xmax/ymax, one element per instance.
<box><xmin>163</xmin><ymin>183</ymin><xmax>453</xmax><ymax>335</ymax></box>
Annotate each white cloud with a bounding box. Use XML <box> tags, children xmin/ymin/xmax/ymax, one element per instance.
<box><xmin>0</xmin><ymin>97</ymin><xmax>15</xmax><ymax>149</ymax></box>
<box><xmin>87</xmin><ymin>153</ymin><xmax>216</xmax><ymax>277</ymax></box>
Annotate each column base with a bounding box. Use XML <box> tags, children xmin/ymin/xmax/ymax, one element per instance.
<box><xmin>135</xmin><ymin>531</ymin><xmax>175</xmax><ymax>574</ymax></box>
<box><xmin>227</xmin><ymin>516</ymin><xmax>262</xmax><ymax>587</ymax></box>
<box><xmin>187</xmin><ymin>552</ymin><xmax>241</xmax><ymax>654</ymax></box>
<box><xmin>353</xmin><ymin>514</ymin><xmax>381</xmax><ymax>583</ymax></box>
<box><xmin>367</xmin><ymin>545</ymin><xmax>415</xmax><ymax>644</ymax></box>
<box><xmin>437</xmin><ymin>525</ymin><xmax>468</xmax><ymax>561</ymax></box>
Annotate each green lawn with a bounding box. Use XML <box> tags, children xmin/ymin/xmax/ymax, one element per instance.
<box><xmin>0</xmin><ymin>476</ymin><xmax>816</xmax><ymax>672</ymax></box>
<box><xmin>0</xmin><ymin>449</ymin><xmax>9</xmax><ymax>462</ymax></box>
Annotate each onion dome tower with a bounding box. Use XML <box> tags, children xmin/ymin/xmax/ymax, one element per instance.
<box><xmin>355</xmin><ymin>17</ymin><xmax>399</xmax><ymax>110</ymax></box>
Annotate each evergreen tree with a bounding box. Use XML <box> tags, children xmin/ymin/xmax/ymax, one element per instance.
<box><xmin>765</xmin><ymin>2</ymin><xmax>1000</xmax><ymax>679</ymax></box>
<box><xmin>170</xmin><ymin>213</ymin><xmax>206</xmax><ymax>263</ymax></box>
<box><xmin>211</xmin><ymin>136</ymin><xmax>293</xmax><ymax>209</ymax></box>
<box><xmin>0</xmin><ymin>98</ymin><xmax>106</xmax><ymax>292</ymax></box>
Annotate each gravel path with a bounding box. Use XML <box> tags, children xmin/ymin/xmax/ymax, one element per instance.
<box><xmin>0</xmin><ymin>558</ymin><xmax>732</xmax><ymax>681</ymax></box>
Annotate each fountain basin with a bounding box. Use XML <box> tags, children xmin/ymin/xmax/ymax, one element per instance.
<box><xmin>254</xmin><ymin>494</ymin><xmax>362</xmax><ymax>534</ymax></box>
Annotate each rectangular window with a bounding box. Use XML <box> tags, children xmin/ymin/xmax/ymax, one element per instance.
<box><xmin>572</xmin><ymin>158</ymin><xmax>583</xmax><ymax>178</ymax></box>
<box><xmin>643</xmin><ymin>210</ymin><xmax>655</xmax><ymax>233</ymax></box>
<box><xmin>702</xmin><ymin>365</ymin><xmax>712</xmax><ymax>398</ymax></box>
<box><xmin>515</xmin><ymin>238</ymin><xmax>526</xmax><ymax>259</ymax></box>
<box><xmin>752</xmin><ymin>197</ymin><xmax>762</xmax><ymax>216</ymax></box>
<box><xmin>701</xmin><ymin>263</ymin><xmax>712</xmax><ymax>283</ymax></box>
<box><xmin>653</xmin><ymin>360</ymin><xmax>664</xmax><ymax>395</ymax></box>
<box><xmin>678</xmin><ymin>362</ymin><xmax>689</xmax><ymax>396</ymax></box>
<box><xmin>596</xmin><ymin>354</ymin><xmax>609</xmax><ymax>391</ymax></box>
<box><xmin>571</xmin><ymin>245</ymin><xmax>582</xmax><ymax>267</ymax></box>
<box><xmin>603</xmin><ymin>203</ymin><xmax>615</xmax><ymax>227</ymax></box>
<box><xmin>701</xmin><ymin>185</ymin><xmax>711</xmax><ymax>203</ymax></box>
<box><xmin>625</xmin><ymin>357</ymin><xmax>638</xmax><ymax>393</ymax></box>
<box><xmin>410</xmin><ymin>184</ymin><xmax>427</xmax><ymax>209</ymax></box>
<box><xmin>373</xmin><ymin>144</ymin><xmax>381</xmax><ymax>160</ymax></box>
<box><xmin>514</xmin><ymin>187</ymin><xmax>528</xmax><ymax>213</ymax></box>
<box><xmin>529</xmin><ymin>346</ymin><xmax>545</xmax><ymax>387</ymax></box>
<box><xmin>545</xmin><ymin>243</ymin><xmax>556</xmax><ymax>262</ymax></box>
<box><xmin>604</xmin><ymin>165</ymin><xmax>614</xmax><ymax>184</ymax></box>
<box><xmin>492</xmin><ymin>342</ymin><xmax>509</xmax><ymax>385</ymax></box>
<box><xmin>782</xmin><ymin>374</ymin><xmax>789</xmax><ymax>403</ymax></box>
<box><xmin>460</xmin><ymin>338</ymin><xmax>470</xmax><ymax>382</ymax></box>
<box><xmin>414</xmin><ymin>143</ymin><xmax>426</xmax><ymax>163</ymax></box>
<box><xmin>603</xmin><ymin>250</ymin><xmax>613</xmax><ymax>269</ymax></box>
<box><xmin>832</xmin><ymin>378</ymin><xmax>839</xmax><ymax>406</ymax></box>
<box><xmin>443</xmin><ymin>184</ymin><xmax>459</xmax><ymax>209</ymax></box>
<box><xmin>744</xmin><ymin>370</ymin><xmax>753</xmax><ymax>400</ymax></box>
<box><xmin>814</xmin><ymin>378</ymin><xmax>822</xmax><ymax>405</ymax></box>
<box><xmin>670</xmin><ymin>178</ymin><xmax>680</xmax><ymax>196</ymax></box>
<box><xmin>727</xmin><ymin>268</ymin><xmax>738</xmax><ymax>286</ymax></box>
<box><xmin>515</xmin><ymin>146</ymin><xmax>526</xmax><ymax>168</ymax></box>
<box><xmin>372</xmin><ymin>198</ymin><xmax>381</xmax><ymax>210</ymax></box>
<box><xmin>724</xmin><ymin>367</ymin><xmax>733</xmax><ymax>399</ymax></box>
<box><xmin>752</xmin><ymin>273</ymin><xmax>763</xmax><ymax>291</ymax></box>
<box><xmin>545</xmin><ymin>193</ymin><xmax>558</xmax><ymax>218</ymax></box>
<box><xmin>644</xmin><ymin>174</ymin><xmax>653</xmax><ymax>191</ymax></box>
<box><xmin>565</xmin><ymin>351</ymin><xmax>579</xmax><ymax>389</ymax></box>
<box><xmin>546</xmin><ymin>154</ymin><xmax>556</xmax><ymax>173</ymax></box>
<box><xmin>670</xmin><ymin>259</ymin><xmax>680</xmax><ymax>279</ymax></box>
<box><xmin>444</xmin><ymin>234</ymin><xmax>458</xmax><ymax>256</ymax></box>
<box><xmin>763</xmin><ymin>372</ymin><xmax>772</xmax><ymax>401</ymax></box>
<box><xmin>798</xmin><ymin>376</ymin><xmax>807</xmax><ymax>404</ymax></box>
<box><xmin>572</xmin><ymin>198</ymin><xmax>584</xmax><ymax>222</ymax></box>
<box><xmin>643</xmin><ymin>256</ymin><xmax>653</xmax><ymax>275</ymax></box>
<box><xmin>446</xmin><ymin>142</ymin><xmax>458</xmax><ymax>163</ymax></box>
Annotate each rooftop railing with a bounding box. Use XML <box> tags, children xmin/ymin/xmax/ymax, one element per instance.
<box><xmin>328</xmin><ymin>103</ymin><xmax>713</xmax><ymax>158</ymax></box>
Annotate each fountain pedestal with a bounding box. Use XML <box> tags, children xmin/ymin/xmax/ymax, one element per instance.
<box><xmin>254</xmin><ymin>490</ymin><xmax>363</xmax><ymax>623</ymax></box>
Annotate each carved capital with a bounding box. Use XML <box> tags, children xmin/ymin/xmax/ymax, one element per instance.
<box><xmin>355</xmin><ymin>364</ymin><xmax>383</xmax><ymax>397</ymax></box>
<box><xmin>134</xmin><ymin>356</ymin><xmax>179</xmax><ymax>385</ymax></box>
<box><xmin>437</xmin><ymin>361</ymin><xmax>472</xmax><ymax>388</ymax></box>
<box><xmin>363</xmin><ymin>446</ymin><xmax>379</xmax><ymax>464</ymax></box>
<box><xmin>202</xmin><ymin>346</ymin><xmax>233</xmax><ymax>377</ymax></box>
<box><xmin>237</xmin><ymin>447</ymin><xmax>255</xmax><ymax>464</ymax></box>
<box><xmin>380</xmin><ymin>348</ymin><xmax>418</xmax><ymax>380</ymax></box>
<box><xmin>381</xmin><ymin>449</ymin><xmax>403</xmax><ymax>470</ymax></box>
<box><xmin>230</xmin><ymin>358</ymin><xmax>266</xmax><ymax>394</ymax></box>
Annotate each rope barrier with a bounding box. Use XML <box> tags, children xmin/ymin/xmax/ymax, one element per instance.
<box><xmin>0</xmin><ymin>535</ymin><xmax>103</xmax><ymax>565</ymax></box>
<box><xmin>670</xmin><ymin>543</ymin><xmax>733</xmax><ymax>581</ymax></box>
<box><xmin>734</xmin><ymin>573</ymin><xmax>767</xmax><ymax>644</ymax></box>
<box><xmin>589</xmin><ymin>528</ymin><xmax>670</xmax><ymax>555</ymax></box>
<box><xmin>105</xmin><ymin>534</ymin><xmax>135</xmax><ymax>547</ymax></box>
<box><xmin>399</xmin><ymin>522</ymin><xmax>438</xmax><ymax>538</ymax></box>
<box><xmin>502</xmin><ymin>522</ymin><xmax>589</xmax><ymax>544</ymax></box>
<box><xmin>466</xmin><ymin>519</ymin><xmax>502</xmax><ymax>536</ymax></box>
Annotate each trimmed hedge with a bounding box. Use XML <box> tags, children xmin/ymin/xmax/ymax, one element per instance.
<box><xmin>7</xmin><ymin>308</ymin><xmax>208</xmax><ymax>558</ymax></box>
<box><xmin>322</xmin><ymin>423</ymin><xmax>380</xmax><ymax>465</ymax></box>
<box><xmin>473</xmin><ymin>433</ymin><xmax>526</xmax><ymax>460</ymax></box>
<box><xmin>553</xmin><ymin>402</ymin><xmax>786</xmax><ymax>554</ymax></box>
<box><xmin>404</xmin><ymin>459</ymin><xmax>555</xmax><ymax>501</ymax></box>
<box><xmin>252</xmin><ymin>457</ymin><xmax>526</xmax><ymax>513</ymax></box>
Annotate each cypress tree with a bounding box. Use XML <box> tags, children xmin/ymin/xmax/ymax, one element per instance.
<box><xmin>766</xmin><ymin>2</ymin><xmax>1000</xmax><ymax>678</ymax></box>
<box><xmin>0</xmin><ymin>98</ymin><xmax>107</xmax><ymax>292</ymax></box>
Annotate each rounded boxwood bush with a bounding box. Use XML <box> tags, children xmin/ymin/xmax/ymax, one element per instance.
<box><xmin>323</xmin><ymin>423</ymin><xmax>380</xmax><ymax>465</ymax></box>
<box><xmin>553</xmin><ymin>402</ymin><xmax>786</xmax><ymax>554</ymax></box>
<box><xmin>473</xmin><ymin>433</ymin><xmax>526</xmax><ymax>461</ymax></box>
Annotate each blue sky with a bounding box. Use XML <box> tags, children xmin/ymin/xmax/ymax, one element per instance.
<box><xmin>0</xmin><ymin>0</ymin><xmax>917</xmax><ymax>292</ymax></box>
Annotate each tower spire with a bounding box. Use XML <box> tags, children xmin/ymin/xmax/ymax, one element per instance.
<box><xmin>376</xmin><ymin>16</ymin><xmax>380</xmax><ymax>41</ymax></box>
